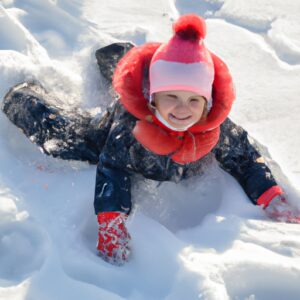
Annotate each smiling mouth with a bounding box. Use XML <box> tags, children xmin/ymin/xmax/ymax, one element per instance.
<box><xmin>169</xmin><ymin>114</ymin><xmax>192</xmax><ymax>121</ymax></box>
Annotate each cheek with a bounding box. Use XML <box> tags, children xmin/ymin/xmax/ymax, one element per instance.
<box><xmin>190</xmin><ymin>102</ymin><xmax>205</xmax><ymax>119</ymax></box>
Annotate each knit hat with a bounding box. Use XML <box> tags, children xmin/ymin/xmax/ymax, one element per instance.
<box><xmin>149</xmin><ymin>14</ymin><xmax>214</xmax><ymax>108</ymax></box>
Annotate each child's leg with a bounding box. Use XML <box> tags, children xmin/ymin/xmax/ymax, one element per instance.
<box><xmin>1</xmin><ymin>42</ymin><xmax>135</xmax><ymax>164</ymax></box>
<box><xmin>2</xmin><ymin>82</ymin><xmax>115</xmax><ymax>164</ymax></box>
<box><xmin>95</xmin><ymin>42</ymin><xmax>134</xmax><ymax>84</ymax></box>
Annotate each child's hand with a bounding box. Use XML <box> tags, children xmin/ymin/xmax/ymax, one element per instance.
<box><xmin>264</xmin><ymin>195</ymin><xmax>300</xmax><ymax>223</ymax></box>
<box><xmin>97</xmin><ymin>211</ymin><xmax>131</xmax><ymax>265</ymax></box>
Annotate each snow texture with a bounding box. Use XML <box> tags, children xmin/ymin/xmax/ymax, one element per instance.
<box><xmin>0</xmin><ymin>0</ymin><xmax>300</xmax><ymax>299</ymax></box>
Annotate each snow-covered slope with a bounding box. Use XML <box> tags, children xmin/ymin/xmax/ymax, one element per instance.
<box><xmin>1</xmin><ymin>1</ymin><xmax>300</xmax><ymax>299</ymax></box>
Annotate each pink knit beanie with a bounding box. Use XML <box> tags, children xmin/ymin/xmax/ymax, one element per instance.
<box><xmin>149</xmin><ymin>14</ymin><xmax>214</xmax><ymax>107</ymax></box>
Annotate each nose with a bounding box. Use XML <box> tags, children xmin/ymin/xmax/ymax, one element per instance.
<box><xmin>175</xmin><ymin>101</ymin><xmax>189</xmax><ymax>112</ymax></box>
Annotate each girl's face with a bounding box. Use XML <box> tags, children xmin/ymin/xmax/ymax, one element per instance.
<box><xmin>153</xmin><ymin>90</ymin><xmax>206</xmax><ymax>129</ymax></box>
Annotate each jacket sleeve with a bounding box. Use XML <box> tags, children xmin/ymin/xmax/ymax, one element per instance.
<box><xmin>213</xmin><ymin>118</ymin><xmax>282</xmax><ymax>205</ymax></box>
<box><xmin>93</xmin><ymin>103</ymin><xmax>137</xmax><ymax>216</ymax></box>
<box><xmin>94</xmin><ymin>153</ymin><xmax>132</xmax><ymax>215</ymax></box>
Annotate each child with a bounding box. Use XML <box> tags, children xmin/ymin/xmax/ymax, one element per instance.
<box><xmin>94</xmin><ymin>14</ymin><xmax>300</xmax><ymax>264</ymax></box>
<box><xmin>2</xmin><ymin>14</ymin><xmax>300</xmax><ymax>266</ymax></box>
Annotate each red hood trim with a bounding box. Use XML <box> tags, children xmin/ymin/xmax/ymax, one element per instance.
<box><xmin>112</xmin><ymin>43</ymin><xmax>160</xmax><ymax>120</ymax></box>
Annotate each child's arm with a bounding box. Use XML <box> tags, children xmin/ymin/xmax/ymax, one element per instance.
<box><xmin>94</xmin><ymin>154</ymin><xmax>132</xmax><ymax>215</ymax></box>
<box><xmin>213</xmin><ymin>118</ymin><xmax>300</xmax><ymax>223</ymax></box>
<box><xmin>213</xmin><ymin>118</ymin><xmax>281</xmax><ymax>206</ymax></box>
<box><xmin>93</xmin><ymin>153</ymin><xmax>132</xmax><ymax>265</ymax></box>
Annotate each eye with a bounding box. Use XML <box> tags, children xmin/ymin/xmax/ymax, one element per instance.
<box><xmin>190</xmin><ymin>98</ymin><xmax>200</xmax><ymax>103</ymax></box>
<box><xmin>166</xmin><ymin>94</ymin><xmax>177</xmax><ymax>99</ymax></box>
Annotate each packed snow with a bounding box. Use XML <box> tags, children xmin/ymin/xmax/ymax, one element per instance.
<box><xmin>1</xmin><ymin>0</ymin><xmax>300</xmax><ymax>299</ymax></box>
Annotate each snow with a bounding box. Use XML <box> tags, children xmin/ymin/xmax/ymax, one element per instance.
<box><xmin>0</xmin><ymin>0</ymin><xmax>300</xmax><ymax>299</ymax></box>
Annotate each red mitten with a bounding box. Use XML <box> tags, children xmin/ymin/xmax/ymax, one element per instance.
<box><xmin>264</xmin><ymin>195</ymin><xmax>300</xmax><ymax>224</ymax></box>
<box><xmin>97</xmin><ymin>211</ymin><xmax>131</xmax><ymax>265</ymax></box>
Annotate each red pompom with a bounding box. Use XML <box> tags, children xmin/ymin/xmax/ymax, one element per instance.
<box><xmin>173</xmin><ymin>14</ymin><xmax>206</xmax><ymax>41</ymax></box>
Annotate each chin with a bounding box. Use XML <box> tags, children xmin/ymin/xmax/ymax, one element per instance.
<box><xmin>169</xmin><ymin>118</ymin><xmax>195</xmax><ymax>128</ymax></box>
<box><xmin>169</xmin><ymin>122</ymin><xmax>191</xmax><ymax>130</ymax></box>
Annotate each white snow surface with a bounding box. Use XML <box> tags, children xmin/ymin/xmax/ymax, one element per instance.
<box><xmin>1</xmin><ymin>0</ymin><xmax>300</xmax><ymax>299</ymax></box>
